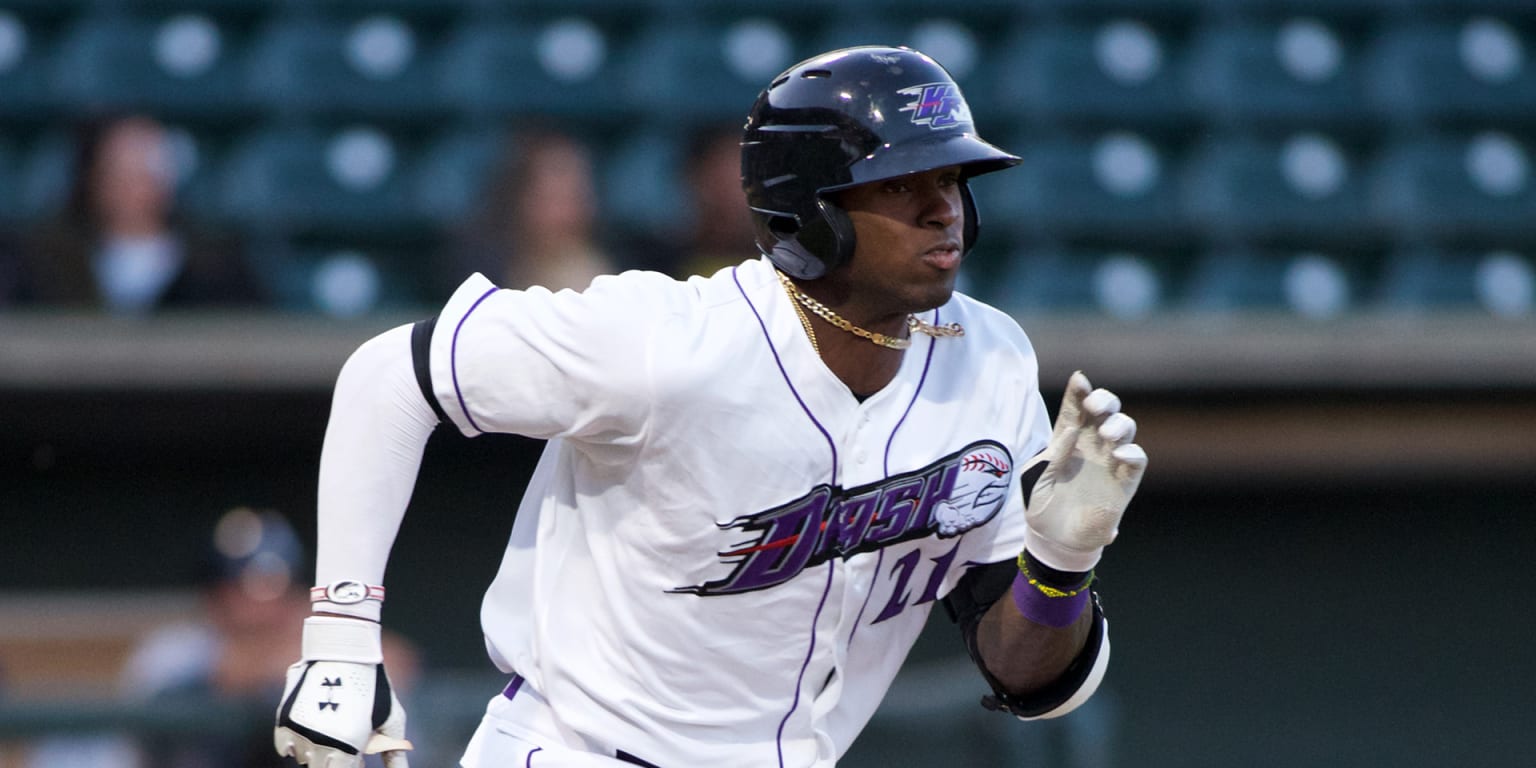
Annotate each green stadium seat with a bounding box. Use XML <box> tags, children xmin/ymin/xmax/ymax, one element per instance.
<box><xmin>52</xmin><ymin>13</ymin><xmax>255</xmax><ymax>119</ymax></box>
<box><xmin>618</xmin><ymin>20</ymin><xmax>799</xmax><ymax>122</ymax></box>
<box><xmin>599</xmin><ymin>130</ymin><xmax>686</xmax><ymax>235</ymax></box>
<box><xmin>245</xmin><ymin>15</ymin><xmax>444</xmax><ymax>120</ymax></box>
<box><xmin>990</xmin><ymin>245</ymin><xmax>1190</xmax><ymax>319</ymax></box>
<box><xmin>1381</xmin><ymin>0</ymin><xmax>1536</xmax><ymax>14</ymax></box>
<box><xmin>286</xmin><ymin>0</ymin><xmax>478</xmax><ymax>21</ymax></box>
<box><xmin>1188</xmin><ymin>0</ymin><xmax>1391</xmax><ymax>16</ymax></box>
<box><xmin>982</xmin><ymin>132</ymin><xmax>1188</xmax><ymax>243</ymax></box>
<box><xmin>1024</xmin><ymin>0</ymin><xmax>1202</xmax><ymax>19</ymax></box>
<box><xmin>0</xmin><ymin>11</ymin><xmax>63</xmax><ymax>118</ymax></box>
<box><xmin>992</xmin><ymin>18</ymin><xmax>1194</xmax><ymax>128</ymax></box>
<box><xmin>410</xmin><ymin>128</ymin><xmax>503</xmax><ymax>226</ymax></box>
<box><xmin>1367</xmin><ymin>18</ymin><xmax>1536</xmax><ymax>125</ymax></box>
<box><xmin>275</xmin><ymin>237</ymin><xmax>438</xmax><ymax>314</ymax></box>
<box><xmin>218</xmin><ymin>125</ymin><xmax>422</xmax><ymax>236</ymax></box>
<box><xmin>1185</xmin><ymin>18</ymin><xmax>1376</xmax><ymax>129</ymax></box>
<box><xmin>0</xmin><ymin>131</ymin><xmax>71</xmax><ymax>223</ymax></box>
<box><xmin>1183</xmin><ymin>134</ymin><xmax>1377</xmax><ymax>245</ymax></box>
<box><xmin>436</xmin><ymin>19</ymin><xmax>627</xmax><ymax>121</ymax></box>
<box><xmin>1185</xmin><ymin>247</ymin><xmax>1370</xmax><ymax>317</ymax></box>
<box><xmin>811</xmin><ymin>18</ymin><xmax>905</xmax><ymax>58</ymax></box>
<box><xmin>1372</xmin><ymin>133</ymin><xmax>1536</xmax><ymax>245</ymax></box>
<box><xmin>1381</xmin><ymin>247</ymin><xmax>1534</xmax><ymax>316</ymax></box>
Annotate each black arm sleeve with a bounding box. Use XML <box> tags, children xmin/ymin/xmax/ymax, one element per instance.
<box><xmin>411</xmin><ymin>316</ymin><xmax>450</xmax><ymax>426</ymax></box>
<box><xmin>941</xmin><ymin>559</ymin><xmax>1108</xmax><ymax>719</ymax></box>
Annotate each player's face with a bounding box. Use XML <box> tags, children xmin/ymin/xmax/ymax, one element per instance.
<box><xmin>834</xmin><ymin>166</ymin><xmax>966</xmax><ymax>314</ymax></box>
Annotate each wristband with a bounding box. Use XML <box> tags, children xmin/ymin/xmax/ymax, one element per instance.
<box><xmin>310</xmin><ymin>580</ymin><xmax>386</xmax><ymax>606</ymax></box>
<box><xmin>1011</xmin><ymin>550</ymin><xmax>1093</xmax><ymax>628</ymax></box>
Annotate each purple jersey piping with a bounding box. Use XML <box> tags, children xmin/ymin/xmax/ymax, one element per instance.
<box><xmin>847</xmin><ymin>308</ymin><xmax>941</xmax><ymax>647</ymax></box>
<box><xmin>733</xmin><ymin>265</ymin><xmax>838</xmax><ymax>768</ymax></box>
<box><xmin>450</xmin><ymin>286</ymin><xmax>499</xmax><ymax>434</ymax></box>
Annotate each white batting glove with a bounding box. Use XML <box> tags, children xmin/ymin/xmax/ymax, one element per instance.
<box><xmin>1021</xmin><ymin>371</ymin><xmax>1148</xmax><ymax>573</ymax></box>
<box><xmin>274</xmin><ymin>616</ymin><xmax>413</xmax><ymax>768</ymax></box>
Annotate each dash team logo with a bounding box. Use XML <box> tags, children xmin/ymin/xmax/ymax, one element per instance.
<box><xmin>898</xmin><ymin>82</ymin><xmax>971</xmax><ymax>129</ymax></box>
<box><xmin>675</xmin><ymin>440</ymin><xmax>1011</xmax><ymax>596</ymax></box>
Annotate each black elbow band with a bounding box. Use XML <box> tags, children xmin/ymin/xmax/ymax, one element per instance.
<box><xmin>979</xmin><ymin>593</ymin><xmax>1106</xmax><ymax>719</ymax></box>
<box><xmin>943</xmin><ymin>560</ymin><xmax>1108</xmax><ymax>719</ymax></box>
<box><xmin>411</xmin><ymin>316</ymin><xmax>450</xmax><ymax>426</ymax></box>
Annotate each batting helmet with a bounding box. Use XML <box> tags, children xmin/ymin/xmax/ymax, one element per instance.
<box><xmin>742</xmin><ymin>46</ymin><xmax>1021</xmax><ymax>280</ymax></box>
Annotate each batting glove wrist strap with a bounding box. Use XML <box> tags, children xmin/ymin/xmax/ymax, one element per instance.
<box><xmin>303</xmin><ymin>615</ymin><xmax>384</xmax><ymax>664</ymax></box>
<box><xmin>1016</xmin><ymin>549</ymin><xmax>1092</xmax><ymax>595</ymax></box>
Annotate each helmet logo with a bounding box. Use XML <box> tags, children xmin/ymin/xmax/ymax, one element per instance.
<box><xmin>898</xmin><ymin>83</ymin><xmax>971</xmax><ymax>129</ymax></box>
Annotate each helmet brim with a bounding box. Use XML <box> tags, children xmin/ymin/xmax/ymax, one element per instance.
<box><xmin>826</xmin><ymin>132</ymin><xmax>1021</xmax><ymax>194</ymax></box>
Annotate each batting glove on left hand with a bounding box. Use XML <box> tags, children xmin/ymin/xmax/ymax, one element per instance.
<box><xmin>274</xmin><ymin>616</ymin><xmax>412</xmax><ymax>768</ymax></box>
<box><xmin>1020</xmin><ymin>371</ymin><xmax>1148</xmax><ymax>573</ymax></box>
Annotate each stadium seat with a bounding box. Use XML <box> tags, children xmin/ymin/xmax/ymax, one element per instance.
<box><xmin>1182</xmin><ymin>133</ymin><xmax>1376</xmax><ymax>245</ymax></box>
<box><xmin>811</xmin><ymin>17</ymin><xmax>906</xmax><ymax>59</ymax></box>
<box><xmin>1367</xmin><ymin>18</ymin><xmax>1536</xmax><ymax>125</ymax></box>
<box><xmin>436</xmin><ymin>18</ymin><xmax>627</xmax><ymax>121</ymax></box>
<box><xmin>217</xmin><ymin>125</ymin><xmax>421</xmax><ymax>236</ymax></box>
<box><xmin>0</xmin><ymin>11</ymin><xmax>62</xmax><ymax>118</ymax></box>
<box><xmin>1186</xmin><ymin>0</ymin><xmax>1390</xmax><ymax>16</ymax></box>
<box><xmin>599</xmin><ymin>130</ymin><xmax>686</xmax><ymax>236</ymax></box>
<box><xmin>164</xmin><ymin>126</ymin><xmax>233</xmax><ymax>224</ymax></box>
<box><xmin>1372</xmin><ymin>133</ymin><xmax>1536</xmax><ymax>245</ymax></box>
<box><xmin>991</xmin><ymin>18</ymin><xmax>1195</xmax><ymax>128</ymax></box>
<box><xmin>983</xmin><ymin>132</ymin><xmax>1188</xmax><ymax>243</ymax></box>
<box><xmin>991</xmin><ymin>245</ymin><xmax>1190</xmax><ymax>318</ymax></box>
<box><xmin>0</xmin><ymin>131</ymin><xmax>72</xmax><ymax>223</ymax></box>
<box><xmin>51</xmin><ymin>13</ymin><xmax>255</xmax><ymax>119</ymax></box>
<box><xmin>410</xmin><ymin>127</ymin><xmax>503</xmax><ymax>227</ymax></box>
<box><xmin>284</xmin><ymin>0</ymin><xmax>478</xmax><ymax>21</ymax></box>
<box><xmin>110</xmin><ymin>0</ymin><xmax>275</xmax><ymax>16</ymax></box>
<box><xmin>1185</xmin><ymin>17</ymin><xmax>1376</xmax><ymax>129</ymax></box>
<box><xmin>618</xmin><ymin>20</ymin><xmax>800</xmax><ymax>122</ymax></box>
<box><xmin>274</xmin><ymin>238</ymin><xmax>438</xmax><ymax>314</ymax></box>
<box><xmin>1380</xmin><ymin>246</ymin><xmax>1534</xmax><ymax>316</ymax></box>
<box><xmin>1024</xmin><ymin>0</ymin><xmax>1202</xmax><ymax>18</ymax></box>
<box><xmin>245</xmin><ymin>15</ymin><xmax>444</xmax><ymax>120</ymax></box>
<box><xmin>1185</xmin><ymin>247</ymin><xmax>1369</xmax><ymax>317</ymax></box>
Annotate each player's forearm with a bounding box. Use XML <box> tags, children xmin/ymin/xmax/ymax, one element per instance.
<box><xmin>975</xmin><ymin>590</ymin><xmax>1094</xmax><ymax>695</ymax></box>
<box><xmin>313</xmin><ymin>324</ymin><xmax>439</xmax><ymax>621</ymax></box>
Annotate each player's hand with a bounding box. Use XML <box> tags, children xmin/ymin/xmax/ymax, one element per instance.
<box><xmin>1020</xmin><ymin>371</ymin><xmax>1147</xmax><ymax>572</ymax></box>
<box><xmin>275</xmin><ymin>616</ymin><xmax>413</xmax><ymax>768</ymax></box>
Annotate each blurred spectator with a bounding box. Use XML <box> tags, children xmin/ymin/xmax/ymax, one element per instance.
<box><xmin>438</xmin><ymin>127</ymin><xmax>616</xmax><ymax>295</ymax></box>
<box><xmin>129</xmin><ymin>507</ymin><xmax>419</xmax><ymax>768</ymax></box>
<box><xmin>672</xmin><ymin>123</ymin><xmax>757</xmax><ymax>278</ymax></box>
<box><xmin>13</xmin><ymin>114</ymin><xmax>262</xmax><ymax>312</ymax></box>
<box><xmin>20</xmin><ymin>507</ymin><xmax>418</xmax><ymax>768</ymax></box>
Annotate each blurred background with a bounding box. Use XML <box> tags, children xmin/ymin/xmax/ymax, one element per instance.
<box><xmin>1</xmin><ymin>0</ymin><xmax>1533</xmax><ymax>766</ymax></box>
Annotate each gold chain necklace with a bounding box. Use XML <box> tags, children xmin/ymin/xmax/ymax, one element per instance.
<box><xmin>775</xmin><ymin>271</ymin><xmax>965</xmax><ymax>351</ymax></box>
<box><xmin>781</xmin><ymin>277</ymin><xmax>821</xmax><ymax>355</ymax></box>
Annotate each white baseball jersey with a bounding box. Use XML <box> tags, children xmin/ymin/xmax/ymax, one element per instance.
<box><xmin>423</xmin><ymin>256</ymin><xmax>1052</xmax><ymax>766</ymax></box>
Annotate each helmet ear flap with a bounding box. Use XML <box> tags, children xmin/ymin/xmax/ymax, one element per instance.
<box><xmin>755</xmin><ymin>198</ymin><xmax>857</xmax><ymax>279</ymax></box>
<box><xmin>812</xmin><ymin>197</ymin><xmax>857</xmax><ymax>273</ymax></box>
<box><xmin>959</xmin><ymin>180</ymin><xmax>980</xmax><ymax>256</ymax></box>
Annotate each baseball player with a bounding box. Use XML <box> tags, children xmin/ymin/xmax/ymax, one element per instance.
<box><xmin>274</xmin><ymin>46</ymin><xmax>1146</xmax><ymax>767</ymax></box>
